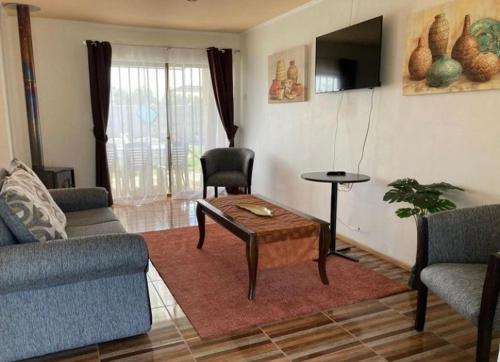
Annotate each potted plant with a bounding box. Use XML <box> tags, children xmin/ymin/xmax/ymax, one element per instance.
<box><xmin>383</xmin><ymin>178</ymin><xmax>464</xmax><ymax>288</ymax></box>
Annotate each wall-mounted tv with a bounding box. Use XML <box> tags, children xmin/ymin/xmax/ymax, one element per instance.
<box><xmin>315</xmin><ymin>16</ymin><xmax>383</xmax><ymax>93</ymax></box>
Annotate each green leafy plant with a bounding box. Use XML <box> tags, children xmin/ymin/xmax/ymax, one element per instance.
<box><xmin>383</xmin><ymin>178</ymin><xmax>464</xmax><ymax>221</ymax></box>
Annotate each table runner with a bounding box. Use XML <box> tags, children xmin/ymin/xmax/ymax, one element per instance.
<box><xmin>209</xmin><ymin>195</ymin><xmax>321</xmax><ymax>268</ymax></box>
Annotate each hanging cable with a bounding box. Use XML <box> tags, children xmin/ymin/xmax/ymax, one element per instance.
<box><xmin>332</xmin><ymin>91</ymin><xmax>344</xmax><ymax>169</ymax></box>
<box><xmin>356</xmin><ymin>88</ymin><xmax>375</xmax><ymax>175</ymax></box>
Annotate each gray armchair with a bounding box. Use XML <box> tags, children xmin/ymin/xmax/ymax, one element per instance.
<box><xmin>200</xmin><ymin>147</ymin><xmax>254</xmax><ymax>198</ymax></box>
<box><xmin>415</xmin><ymin>205</ymin><xmax>500</xmax><ymax>362</ymax></box>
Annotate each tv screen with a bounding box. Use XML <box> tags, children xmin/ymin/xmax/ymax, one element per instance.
<box><xmin>315</xmin><ymin>16</ymin><xmax>383</xmax><ymax>93</ymax></box>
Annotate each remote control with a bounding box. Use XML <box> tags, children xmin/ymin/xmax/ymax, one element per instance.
<box><xmin>326</xmin><ymin>171</ymin><xmax>346</xmax><ymax>176</ymax></box>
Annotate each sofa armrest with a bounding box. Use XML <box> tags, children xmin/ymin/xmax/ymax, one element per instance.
<box><xmin>0</xmin><ymin>234</ymin><xmax>148</xmax><ymax>294</ymax></box>
<box><xmin>49</xmin><ymin>187</ymin><xmax>109</xmax><ymax>212</ymax></box>
<box><xmin>419</xmin><ymin>205</ymin><xmax>500</xmax><ymax>266</ymax></box>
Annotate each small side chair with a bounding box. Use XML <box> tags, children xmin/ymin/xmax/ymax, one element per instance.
<box><xmin>200</xmin><ymin>148</ymin><xmax>254</xmax><ymax>198</ymax></box>
<box><xmin>414</xmin><ymin>205</ymin><xmax>500</xmax><ymax>362</ymax></box>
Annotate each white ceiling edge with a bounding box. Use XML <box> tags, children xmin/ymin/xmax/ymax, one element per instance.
<box><xmin>244</xmin><ymin>0</ymin><xmax>323</xmax><ymax>34</ymax></box>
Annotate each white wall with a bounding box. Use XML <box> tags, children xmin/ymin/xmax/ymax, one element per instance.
<box><xmin>0</xmin><ymin>13</ymin><xmax>13</xmax><ymax>168</ymax></box>
<box><xmin>239</xmin><ymin>0</ymin><xmax>500</xmax><ymax>266</ymax></box>
<box><xmin>3</xmin><ymin>17</ymin><xmax>240</xmax><ymax>186</ymax></box>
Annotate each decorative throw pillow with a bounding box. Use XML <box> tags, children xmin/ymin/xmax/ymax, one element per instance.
<box><xmin>0</xmin><ymin>169</ymin><xmax>67</xmax><ymax>243</ymax></box>
<box><xmin>9</xmin><ymin>158</ymin><xmax>67</xmax><ymax>227</ymax></box>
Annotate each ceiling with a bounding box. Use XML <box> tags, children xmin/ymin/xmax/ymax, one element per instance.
<box><xmin>3</xmin><ymin>0</ymin><xmax>313</xmax><ymax>33</ymax></box>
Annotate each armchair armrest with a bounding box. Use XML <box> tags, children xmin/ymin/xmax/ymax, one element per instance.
<box><xmin>49</xmin><ymin>187</ymin><xmax>109</xmax><ymax>212</ymax></box>
<box><xmin>0</xmin><ymin>234</ymin><xmax>148</xmax><ymax>294</ymax></box>
<box><xmin>200</xmin><ymin>156</ymin><xmax>217</xmax><ymax>180</ymax></box>
<box><xmin>241</xmin><ymin>152</ymin><xmax>254</xmax><ymax>183</ymax></box>
<box><xmin>417</xmin><ymin>205</ymin><xmax>500</xmax><ymax>268</ymax></box>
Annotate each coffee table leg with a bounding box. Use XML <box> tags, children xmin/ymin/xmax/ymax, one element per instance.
<box><xmin>318</xmin><ymin>225</ymin><xmax>330</xmax><ymax>285</ymax></box>
<box><xmin>196</xmin><ymin>203</ymin><xmax>205</xmax><ymax>249</ymax></box>
<box><xmin>246</xmin><ymin>236</ymin><xmax>258</xmax><ymax>300</ymax></box>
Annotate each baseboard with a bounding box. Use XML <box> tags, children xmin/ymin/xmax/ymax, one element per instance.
<box><xmin>336</xmin><ymin>234</ymin><xmax>412</xmax><ymax>271</ymax></box>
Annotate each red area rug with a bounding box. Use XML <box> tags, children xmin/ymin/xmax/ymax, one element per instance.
<box><xmin>144</xmin><ymin>224</ymin><xmax>407</xmax><ymax>338</ymax></box>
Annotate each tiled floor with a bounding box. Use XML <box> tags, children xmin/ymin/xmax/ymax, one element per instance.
<box><xmin>26</xmin><ymin>198</ymin><xmax>499</xmax><ymax>361</ymax></box>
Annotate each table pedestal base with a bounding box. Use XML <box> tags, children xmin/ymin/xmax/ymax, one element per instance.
<box><xmin>326</xmin><ymin>246</ymin><xmax>358</xmax><ymax>262</ymax></box>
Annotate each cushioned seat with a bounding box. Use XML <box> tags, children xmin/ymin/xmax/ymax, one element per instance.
<box><xmin>421</xmin><ymin>263</ymin><xmax>497</xmax><ymax>326</ymax></box>
<box><xmin>66</xmin><ymin>221</ymin><xmax>126</xmax><ymax>238</ymax></box>
<box><xmin>207</xmin><ymin>171</ymin><xmax>248</xmax><ymax>187</ymax></box>
<box><xmin>65</xmin><ymin>208</ymin><xmax>118</xmax><ymax>227</ymax></box>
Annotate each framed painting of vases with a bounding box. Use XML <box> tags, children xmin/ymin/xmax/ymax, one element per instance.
<box><xmin>268</xmin><ymin>45</ymin><xmax>308</xmax><ymax>103</ymax></box>
<box><xmin>403</xmin><ymin>0</ymin><xmax>500</xmax><ymax>95</ymax></box>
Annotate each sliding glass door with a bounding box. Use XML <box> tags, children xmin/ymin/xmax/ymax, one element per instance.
<box><xmin>107</xmin><ymin>53</ymin><xmax>225</xmax><ymax>204</ymax></box>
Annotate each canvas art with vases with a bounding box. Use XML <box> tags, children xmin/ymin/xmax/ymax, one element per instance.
<box><xmin>403</xmin><ymin>0</ymin><xmax>500</xmax><ymax>95</ymax></box>
<box><xmin>268</xmin><ymin>45</ymin><xmax>308</xmax><ymax>103</ymax></box>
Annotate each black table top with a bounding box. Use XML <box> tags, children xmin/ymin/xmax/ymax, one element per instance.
<box><xmin>301</xmin><ymin>172</ymin><xmax>370</xmax><ymax>184</ymax></box>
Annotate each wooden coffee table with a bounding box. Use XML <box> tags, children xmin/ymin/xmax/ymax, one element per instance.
<box><xmin>196</xmin><ymin>195</ymin><xmax>330</xmax><ymax>300</ymax></box>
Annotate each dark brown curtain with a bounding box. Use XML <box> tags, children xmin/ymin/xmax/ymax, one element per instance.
<box><xmin>86</xmin><ymin>40</ymin><xmax>113</xmax><ymax>205</ymax></box>
<box><xmin>207</xmin><ymin>47</ymin><xmax>237</xmax><ymax>147</ymax></box>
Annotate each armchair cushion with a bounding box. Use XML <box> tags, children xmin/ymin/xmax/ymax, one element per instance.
<box><xmin>420</xmin><ymin>263</ymin><xmax>500</xmax><ymax>327</ymax></box>
<box><xmin>207</xmin><ymin>171</ymin><xmax>248</xmax><ymax>187</ymax></box>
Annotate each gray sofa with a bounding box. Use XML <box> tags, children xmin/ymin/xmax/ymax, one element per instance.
<box><xmin>0</xmin><ymin>169</ymin><xmax>151</xmax><ymax>361</ymax></box>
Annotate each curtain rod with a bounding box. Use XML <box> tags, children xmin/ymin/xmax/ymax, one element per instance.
<box><xmin>83</xmin><ymin>41</ymin><xmax>240</xmax><ymax>53</ymax></box>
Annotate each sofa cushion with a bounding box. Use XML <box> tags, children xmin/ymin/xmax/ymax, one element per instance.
<box><xmin>207</xmin><ymin>171</ymin><xmax>247</xmax><ymax>187</ymax></box>
<box><xmin>420</xmin><ymin>263</ymin><xmax>500</xmax><ymax>327</ymax></box>
<box><xmin>0</xmin><ymin>169</ymin><xmax>67</xmax><ymax>243</ymax></box>
<box><xmin>0</xmin><ymin>169</ymin><xmax>16</xmax><ymax>246</ymax></box>
<box><xmin>66</xmin><ymin>221</ymin><xmax>126</xmax><ymax>238</ymax></box>
<box><xmin>65</xmin><ymin>208</ymin><xmax>118</xmax><ymax>227</ymax></box>
<box><xmin>0</xmin><ymin>168</ymin><xmax>8</xmax><ymax>189</ymax></box>
<box><xmin>9</xmin><ymin>159</ymin><xmax>67</xmax><ymax>226</ymax></box>
<box><xmin>0</xmin><ymin>217</ymin><xmax>15</xmax><ymax>246</ymax></box>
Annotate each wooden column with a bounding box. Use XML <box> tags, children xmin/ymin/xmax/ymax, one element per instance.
<box><xmin>16</xmin><ymin>4</ymin><xmax>43</xmax><ymax>168</ymax></box>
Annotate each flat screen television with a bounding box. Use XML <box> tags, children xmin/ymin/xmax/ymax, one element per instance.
<box><xmin>315</xmin><ymin>16</ymin><xmax>383</xmax><ymax>93</ymax></box>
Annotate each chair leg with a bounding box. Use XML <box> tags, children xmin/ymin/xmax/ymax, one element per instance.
<box><xmin>476</xmin><ymin>317</ymin><xmax>493</xmax><ymax>362</ymax></box>
<box><xmin>214</xmin><ymin>187</ymin><xmax>218</xmax><ymax>198</ymax></box>
<box><xmin>203</xmin><ymin>186</ymin><xmax>207</xmax><ymax>199</ymax></box>
<box><xmin>415</xmin><ymin>282</ymin><xmax>428</xmax><ymax>331</ymax></box>
<box><xmin>248</xmin><ymin>186</ymin><xmax>251</xmax><ymax>194</ymax></box>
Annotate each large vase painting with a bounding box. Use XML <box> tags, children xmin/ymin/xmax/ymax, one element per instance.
<box><xmin>268</xmin><ymin>45</ymin><xmax>308</xmax><ymax>103</ymax></box>
<box><xmin>403</xmin><ymin>0</ymin><xmax>500</xmax><ymax>95</ymax></box>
